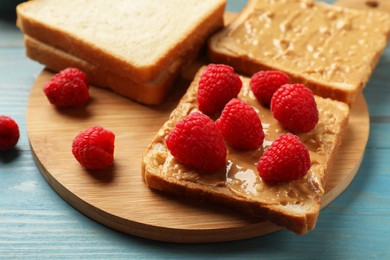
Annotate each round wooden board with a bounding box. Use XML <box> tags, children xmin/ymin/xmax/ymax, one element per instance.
<box><xmin>27</xmin><ymin>69</ymin><xmax>369</xmax><ymax>243</ymax></box>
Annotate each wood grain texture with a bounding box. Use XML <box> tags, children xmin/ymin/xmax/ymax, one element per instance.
<box><xmin>26</xmin><ymin>69</ymin><xmax>369</xmax><ymax>243</ymax></box>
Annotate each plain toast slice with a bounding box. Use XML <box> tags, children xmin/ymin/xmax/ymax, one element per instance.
<box><xmin>142</xmin><ymin>67</ymin><xmax>350</xmax><ymax>234</ymax></box>
<box><xmin>17</xmin><ymin>0</ymin><xmax>225</xmax><ymax>82</ymax></box>
<box><xmin>208</xmin><ymin>0</ymin><xmax>390</xmax><ymax>105</ymax></box>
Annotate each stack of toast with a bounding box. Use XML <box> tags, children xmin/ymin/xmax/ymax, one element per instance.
<box><xmin>16</xmin><ymin>0</ymin><xmax>226</xmax><ymax>105</ymax></box>
<box><xmin>18</xmin><ymin>0</ymin><xmax>390</xmax><ymax>235</ymax></box>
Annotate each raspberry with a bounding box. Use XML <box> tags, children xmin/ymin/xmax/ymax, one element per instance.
<box><xmin>197</xmin><ymin>64</ymin><xmax>242</xmax><ymax>115</ymax></box>
<box><xmin>0</xmin><ymin>115</ymin><xmax>20</xmax><ymax>152</ymax></box>
<box><xmin>166</xmin><ymin>112</ymin><xmax>226</xmax><ymax>173</ymax></box>
<box><xmin>250</xmin><ymin>70</ymin><xmax>290</xmax><ymax>107</ymax></box>
<box><xmin>271</xmin><ymin>84</ymin><xmax>318</xmax><ymax>133</ymax></box>
<box><xmin>72</xmin><ymin>126</ymin><xmax>115</xmax><ymax>169</ymax></box>
<box><xmin>43</xmin><ymin>68</ymin><xmax>89</xmax><ymax>108</ymax></box>
<box><xmin>257</xmin><ymin>133</ymin><xmax>310</xmax><ymax>182</ymax></box>
<box><xmin>215</xmin><ymin>98</ymin><xmax>264</xmax><ymax>150</ymax></box>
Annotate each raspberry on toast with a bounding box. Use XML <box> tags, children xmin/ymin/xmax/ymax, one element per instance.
<box><xmin>166</xmin><ymin>112</ymin><xmax>227</xmax><ymax>173</ymax></box>
<box><xmin>216</xmin><ymin>98</ymin><xmax>264</xmax><ymax>150</ymax></box>
<box><xmin>142</xmin><ymin>67</ymin><xmax>350</xmax><ymax>234</ymax></box>
<box><xmin>250</xmin><ymin>70</ymin><xmax>290</xmax><ymax>107</ymax></box>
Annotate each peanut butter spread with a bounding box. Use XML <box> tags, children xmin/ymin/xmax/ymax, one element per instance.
<box><xmin>149</xmin><ymin>75</ymin><xmax>349</xmax><ymax>208</ymax></box>
<box><xmin>214</xmin><ymin>0</ymin><xmax>390</xmax><ymax>90</ymax></box>
<box><xmin>337</xmin><ymin>0</ymin><xmax>390</xmax><ymax>14</ymax></box>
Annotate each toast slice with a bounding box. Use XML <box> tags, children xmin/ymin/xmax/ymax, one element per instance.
<box><xmin>16</xmin><ymin>0</ymin><xmax>226</xmax><ymax>104</ymax></box>
<box><xmin>16</xmin><ymin>0</ymin><xmax>225</xmax><ymax>82</ymax></box>
<box><xmin>24</xmin><ymin>36</ymin><xmax>176</xmax><ymax>105</ymax></box>
<box><xmin>208</xmin><ymin>0</ymin><xmax>390</xmax><ymax>105</ymax></box>
<box><xmin>142</xmin><ymin>67</ymin><xmax>350</xmax><ymax>234</ymax></box>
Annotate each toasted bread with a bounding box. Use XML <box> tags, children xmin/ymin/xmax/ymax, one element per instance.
<box><xmin>208</xmin><ymin>0</ymin><xmax>390</xmax><ymax>105</ymax></box>
<box><xmin>17</xmin><ymin>0</ymin><xmax>226</xmax><ymax>103</ymax></box>
<box><xmin>24</xmin><ymin>36</ymin><xmax>176</xmax><ymax>105</ymax></box>
<box><xmin>142</xmin><ymin>67</ymin><xmax>350</xmax><ymax>234</ymax></box>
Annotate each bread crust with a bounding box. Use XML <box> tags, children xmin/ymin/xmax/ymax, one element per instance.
<box><xmin>142</xmin><ymin>67</ymin><xmax>350</xmax><ymax>234</ymax></box>
<box><xmin>208</xmin><ymin>0</ymin><xmax>390</xmax><ymax>106</ymax></box>
<box><xmin>24</xmin><ymin>36</ymin><xmax>175</xmax><ymax>105</ymax></box>
<box><xmin>16</xmin><ymin>0</ymin><xmax>226</xmax><ymax>82</ymax></box>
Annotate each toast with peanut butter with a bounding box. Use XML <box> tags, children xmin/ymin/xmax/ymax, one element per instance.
<box><xmin>208</xmin><ymin>0</ymin><xmax>390</xmax><ymax>105</ymax></box>
<box><xmin>335</xmin><ymin>0</ymin><xmax>390</xmax><ymax>13</ymax></box>
<box><xmin>142</xmin><ymin>67</ymin><xmax>350</xmax><ymax>234</ymax></box>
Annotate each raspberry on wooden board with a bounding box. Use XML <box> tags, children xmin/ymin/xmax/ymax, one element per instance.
<box><xmin>72</xmin><ymin>126</ymin><xmax>115</xmax><ymax>169</ymax></box>
<box><xmin>43</xmin><ymin>68</ymin><xmax>90</xmax><ymax>108</ymax></box>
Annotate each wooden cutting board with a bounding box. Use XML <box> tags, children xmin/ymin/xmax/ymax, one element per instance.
<box><xmin>26</xmin><ymin>69</ymin><xmax>369</xmax><ymax>243</ymax></box>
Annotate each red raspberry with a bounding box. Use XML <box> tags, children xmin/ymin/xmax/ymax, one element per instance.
<box><xmin>166</xmin><ymin>112</ymin><xmax>226</xmax><ymax>173</ymax></box>
<box><xmin>271</xmin><ymin>84</ymin><xmax>318</xmax><ymax>133</ymax></box>
<box><xmin>250</xmin><ymin>70</ymin><xmax>290</xmax><ymax>107</ymax></box>
<box><xmin>43</xmin><ymin>68</ymin><xmax>89</xmax><ymax>108</ymax></box>
<box><xmin>0</xmin><ymin>115</ymin><xmax>20</xmax><ymax>152</ymax></box>
<box><xmin>215</xmin><ymin>98</ymin><xmax>264</xmax><ymax>150</ymax></box>
<box><xmin>72</xmin><ymin>126</ymin><xmax>115</xmax><ymax>169</ymax></box>
<box><xmin>197</xmin><ymin>64</ymin><xmax>242</xmax><ymax>115</ymax></box>
<box><xmin>257</xmin><ymin>133</ymin><xmax>310</xmax><ymax>182</ymax></box>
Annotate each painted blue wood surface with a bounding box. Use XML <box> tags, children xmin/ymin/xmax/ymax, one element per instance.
<box><xmin>1</xmin><ymin>0</ymin><xmax>390</xmax><ymax>259</ymax></box>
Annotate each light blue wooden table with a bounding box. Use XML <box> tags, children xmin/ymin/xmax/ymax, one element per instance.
<box><xmin>1</xmin><ymin>0</ymin><xmax>390</xmax><ymax>259</ymax></box>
